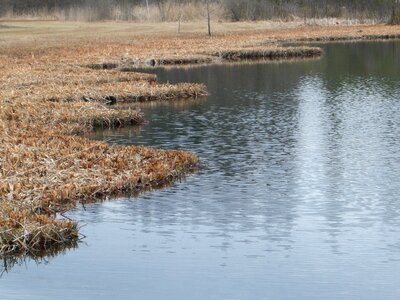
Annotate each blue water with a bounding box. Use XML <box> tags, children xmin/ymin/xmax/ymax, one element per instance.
<box><xmin>2</xmin><ymin>41</ymin><xmax>400</xmax><ymax>300</ymax></box>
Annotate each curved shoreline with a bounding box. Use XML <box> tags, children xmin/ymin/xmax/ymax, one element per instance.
<box><xmin>1</xmin><ymin>23</ymin><xmax>400</xmax><ymax>257</ymax></box>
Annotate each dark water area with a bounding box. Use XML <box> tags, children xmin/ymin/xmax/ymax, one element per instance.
<box><xmin>2</xmin><ymin>41</ymin><xmax>400</xmax><ymax>299</ymax></box>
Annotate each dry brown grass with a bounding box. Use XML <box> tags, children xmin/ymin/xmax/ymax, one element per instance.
<box><xmin>0</xmin><ymin>36</ymin><xmax>207</xmax><ymax>258</ymax></box>
<box><xmin>3</xmin><ymin>22</ymin><xmax>399</xmax><ymax>68</ymax></box>
<box><xmin>0</xmin><ymin>90</ymin><xmax>200</xmax><ymax>256</ymax></box>
<box><xmin>209</xmin><ymin>46</ymin><xmax>323</xmax><ymax>60</ymax></box>
<box><xmin>1</xmin><ymin>21</ymin><xmax>400</xmax><ymax>50</ymax></box>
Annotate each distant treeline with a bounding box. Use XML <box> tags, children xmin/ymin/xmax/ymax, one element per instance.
<box><xmin>0</xmin><ymin>0</ymin><xmax>399</xmax><ymax>22</ymax></box>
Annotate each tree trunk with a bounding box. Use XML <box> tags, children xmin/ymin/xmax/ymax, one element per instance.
<box><xmin>207</xmin><ymin>0</ymin><xmax>211</xmax><ymax>36</ymax></box>
<box><xmin>178</xmin><ymin>9</ymin><xmax>181</xmax><ymax>33</ymax></box>
<box><xmin>146</xmin><ymin>0</ymin><xmax>150</xmax><ymax>20</ymax></box>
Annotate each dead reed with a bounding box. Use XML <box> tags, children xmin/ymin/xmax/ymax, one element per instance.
<box><xmin>211</xmin><ymin>46</ymin><xmax>323</xmax><ymax>61</ymax></box>
<box><xmin>283</xmin><ymin>33</ymin><xmax>400</xmax><ymax>43</ymax></box>
<box><xmin>0</xmin><ymin>205</ymin><xmax>79</xmax><ymax>257</ymax></box>
<box><xmin>46</xmin><ymin>81</ymin><xmax>207</xmax><ymax>104</ymax></box>
<box><xmin>134</xmin><ymin>55</ymin><xmax>215</xmax><ymax>67</ymax></box>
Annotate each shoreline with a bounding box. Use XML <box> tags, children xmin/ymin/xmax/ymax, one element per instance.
<box><xmin>1</xmin><ymin>22</ymin><xmax>400</xmax><ymax>257</ymax></box>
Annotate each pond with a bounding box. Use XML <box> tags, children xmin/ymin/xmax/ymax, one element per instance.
<box><xmin>2</xmin><ymin>41</ymin><xmax>400</xmax><ymax>300</ymax></box>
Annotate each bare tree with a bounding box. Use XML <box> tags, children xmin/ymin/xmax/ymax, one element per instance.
<box><xmin>146</xmin><ymin>0</ymin><xmax>150</xmax><ymax>19</ymax></box>
<box><xmin>206</xmin><ymin>0</ymin><xmax>211</xmax><ymax>36</ymax></box>
<box><xmin>390</xmin><ymin>0</ymin><xmax>400</xmax><ymax>24</ymax></box>
<box><xmin>0</xmin><ymin>0</ymin><xmax>397</xmax><ymax>23</ymax></box>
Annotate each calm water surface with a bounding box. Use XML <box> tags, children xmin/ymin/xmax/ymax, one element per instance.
<box><xmin>2</xmin><ymin>41</ymin><xmax>400</xmax><ymax>299</ymax></box>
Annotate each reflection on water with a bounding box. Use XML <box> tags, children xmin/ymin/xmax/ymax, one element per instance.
<box><xmin>0</xmin><ymin>244</ymin><xmax>78</xmax><ymax>279</ymax></box>
<box><xmin>2</xmin><ymin>41</ymin><xmax>400</xmax><ymax>300</ymax></box>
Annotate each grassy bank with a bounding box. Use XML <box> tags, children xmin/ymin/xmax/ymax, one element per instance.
<box><xmin>0</xmin><ymin>46</ymin><xmax>205</xmax><ymax>257</ymax></box>
<box><xmin>1</xmin><ymin>21</ymin><xmax>400</xmax><ymax>257</ymax></box>
<box><xmin>210</xmin><ymin>46</ymin><xmax>323</xmax><ymax>61</ymax></box>
<box><xmin>0</xmin><ymin>68</ymin><xmax>197</xmax><ymax>255</ymax></box>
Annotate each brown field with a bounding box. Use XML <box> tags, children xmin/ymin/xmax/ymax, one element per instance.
<box><xmin>1</xmin><ymin>21</ymin><xmax>400</xmax><ymax>257</ymax></box>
